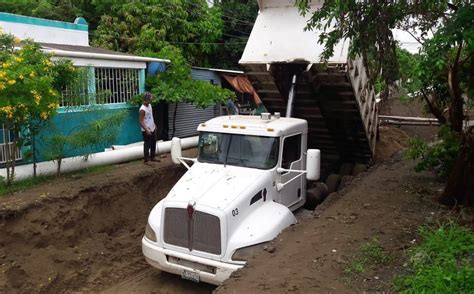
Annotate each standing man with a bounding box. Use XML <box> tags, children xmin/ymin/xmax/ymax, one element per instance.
<box><xmin>139</xmin><ymin>92</ymin><xmax>159</xmax><ymax>163</ymax></box>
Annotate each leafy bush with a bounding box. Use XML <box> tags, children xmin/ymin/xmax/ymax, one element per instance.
<box><xmin>394</xmin><ymin>223</ymin><xmax>474</xmax><ymax>293</ymax></box>
<box><xmin>405</xmin><ymin>126</ymin><xmax>461</xmax><ymax>177</ymax></box>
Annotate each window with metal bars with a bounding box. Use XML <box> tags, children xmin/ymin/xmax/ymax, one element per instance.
<box><xmin>95</xmin><ymin>68</ymin><xmax>140</xmax><ymax>104</ymax></box>
<box><xmin>60</xmin><ymin>67</ymin><xmax>140</xmax><ymax>106</ymax></box>
<box><xmin>60</xmin><ymin>68</ymin><xmax>90</xmax><ymax>107</ymax></box>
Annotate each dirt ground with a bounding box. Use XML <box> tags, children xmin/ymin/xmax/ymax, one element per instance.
<box><xmin>217</xmin><ymin>154</ymin><xmax>448</xmax><ymax>293</ymax></box>
<box><xmin>0</xmin><ymin>150</ymin><xmax>213</xmax><ymax>293</ymax></box>
<box><xmin>0</xmin><ymin>98</ymin><xmax>456</xmax><ymax>293</ymax></box>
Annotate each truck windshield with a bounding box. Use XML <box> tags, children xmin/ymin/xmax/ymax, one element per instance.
<box><xmin>197</xmin><ymin>132</ymin><xmax>279</xmax><ymax>169</ymax></box>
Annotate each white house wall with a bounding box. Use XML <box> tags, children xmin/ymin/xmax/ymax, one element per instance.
<box><xmin>0</xmin><ymin>14</ymin><xmax>89</xmax><ymax>46</ymax></box>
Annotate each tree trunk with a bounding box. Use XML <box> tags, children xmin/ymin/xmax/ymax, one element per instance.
<box><xmin>32</xmin><ymin>131</ymin><xmax>37</xmax><ymax>178</ymax></box>
<box><xmin>447</xmin><ymin>42</ymin><xmax>464</xmax><ymax>132</ymax></box>
<box><xmin>4</xmin><ymin>123</ymin><xmax>13</xmax><ymax>186</ymax></box>
<box><xmin>421</xmin><ymin>89</ymin><xmax>447</xmax><ymax>124</ymax></box>
<box><xmin>440</xmin><ymin>132</ymin><xmax>474</xmax><ymax>207</ymax></box>
<box><xmin>3</xmin><ymin>126</ymin><xmax>11</xmax><ymax>185</ymax></box>
<box><xmin>57</xmin><ymin>158</ymin><xmax>62</xmax><ymax>177</ymax></box>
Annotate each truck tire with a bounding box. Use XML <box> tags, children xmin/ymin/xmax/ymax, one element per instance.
<box><xmin>352</xmin><ymin>163</ymin><xmax>367</xmax><ymax>176</ymax></box>
<box><xmin>315</xmin><ymin>182</ymin><xmax>329</xmax><ymax>200</ymax></box>
<box><xmin>325</xmin><ymin>174</ymin><xmax>341</xmax><ymax>193</ymax></box>
<box><xmin>338</xmin><ymin>175</ymin><xmax>354</xmax><ymax>191</ymax></box>
<box><xmin>304</xmin><ymin>187</ymin><xmax>323</xmax><ymax>210</ymax></box>
<box><xmin>339</xmin><ymin>163</ymin><xmax>354</xmax><ymax>176</ymax></box>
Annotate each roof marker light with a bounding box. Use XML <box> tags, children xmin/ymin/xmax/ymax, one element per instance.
<box><xmin>231</xmin><ymin>125</ymin><xmax>238</xmax><ymax>129</ymax></box>
<box><xmin>223</xmin><ymin>124</ymin><xmax>229</xmax><ymax>128</ymax></box>
<box><xmin>239</xmin><ymin>126</ymin><xmax>246</xmax><ymax>129</ymax></box>
<box><xmin>267</xmin><ymin>128</ymin><xmax>274</xmax><ymax>132</ymax></box>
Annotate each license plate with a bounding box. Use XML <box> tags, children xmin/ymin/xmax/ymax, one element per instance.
<box><xmin>181</xmin><ymin>269</ymin><xmax>200</xmax><ymax>283</ymax></box>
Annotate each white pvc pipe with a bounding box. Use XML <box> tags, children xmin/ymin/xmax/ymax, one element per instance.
<box><xmin>0</xmin><ymin>136</ymin><xmax>198</xmax><ymax>182</ymax></box>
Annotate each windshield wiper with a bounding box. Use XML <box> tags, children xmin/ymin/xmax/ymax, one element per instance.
<box><xmin>223</xmin><ymin>136</ymin><xmax>232</xmax><ymax>168</ymax></box>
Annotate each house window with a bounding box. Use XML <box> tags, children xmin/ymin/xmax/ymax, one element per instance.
<box><xmin>60</xmin><ymin>67</ymin><xmax>140</xmax><ymax>106</ymax></box>
<box><xmin>281</xmin><ymin>134</ymin><xmax>301</xmax><ymax>169</ymax></box>
<box><xmin>60</xmin><ymin>68</ymin><xmax>90</xmax><ymax>106</ymax></box>
<box><xmin>95</xmin><ymin>68</ymin><xmax>140</xmax><ymax>104</ymax></box>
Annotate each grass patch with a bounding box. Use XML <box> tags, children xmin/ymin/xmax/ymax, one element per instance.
<box><xmin>394</xmin><ymin>223</ymin><xmax>474</xmax><ymax>293</ymax></box>
<box><xmin>0</xmin><ymin>174</ymin><xmax>53</xmax><ymax>196</ymax></box>
<box><xmin>0</xmin><ymin>164</ymin><xmax>114</xmax><ymax>197</ymax></box>
<box><xmin>345</xmin><ymin>239</ymin><xmax>392</xmax><ymax>275</ymax></box>
<box><xmin>72</xmin><ymin>164</ymin><xmax>113</xmax><ymax>176</ymax></box>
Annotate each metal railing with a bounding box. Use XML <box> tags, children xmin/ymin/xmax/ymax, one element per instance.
<box><xmin>0</xmin><ymin>127</ymin><xmax>22</xmax><ymax>164</ymax></box>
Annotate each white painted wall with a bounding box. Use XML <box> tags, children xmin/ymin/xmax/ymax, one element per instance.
<box><xmin>0</xmin><ymin>20</ymin><xmax>89</xmax><ymax>46</ymax></box>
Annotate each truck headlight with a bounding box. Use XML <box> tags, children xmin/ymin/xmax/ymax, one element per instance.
<box><xmin>145</xmin><ymin>223</ymin><xmax>157</xmax><ymax>242</ymax></box>
<box><xmin>231</xmin><ymin>242</ymin><xmax>268</xmax><ymax>262</ymax></box>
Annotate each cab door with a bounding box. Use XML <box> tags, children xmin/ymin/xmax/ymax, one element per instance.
<box><xmin>279</xmin><ymin>133</ymin><xmax>303</xmax><ymax>207</ymax></box>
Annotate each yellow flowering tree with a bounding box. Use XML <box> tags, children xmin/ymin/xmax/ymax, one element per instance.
<box><xmin>0</xmin><ymin>30</ymin><xmax>77</xmax><ymax>184</ymax></box>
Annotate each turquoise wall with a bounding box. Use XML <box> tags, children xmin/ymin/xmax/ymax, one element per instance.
<box><xmin>33</xmin><ymin>105</ymin><xmax>141</xmax><ymax>162</ymax></box>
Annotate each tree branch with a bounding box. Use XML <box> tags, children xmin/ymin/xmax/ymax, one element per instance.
<box><xmin>421</xmin><ymin>88</ymin><xmax>447</xmax><ymax>124</ymax></box>
<box><xmin>404</xmin><ymin>29</ymin><xmax>424</xmax><ymax>46</ymax></box>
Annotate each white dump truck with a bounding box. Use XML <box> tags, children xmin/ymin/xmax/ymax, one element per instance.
<box><xmin>142</xmin><ymin>113</ymin><xmax>321</xmax><ymax>285</ymax></box>
<box><xmin>142</xmin><ymin>0</ymin><xmax>379</xmax><ymax>285</ymax></box>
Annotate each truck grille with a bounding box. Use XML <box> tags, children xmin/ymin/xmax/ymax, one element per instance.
<box><xmin>164</xmin><ymin>208</ymin><xmax>221</xmax><ymax>255</ymax></box>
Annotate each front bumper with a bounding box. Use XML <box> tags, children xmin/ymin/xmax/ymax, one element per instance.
<box><xmin>142</xmin><ymin>237</ymin><xmax>243</xmax><ymax>285</ymax></box>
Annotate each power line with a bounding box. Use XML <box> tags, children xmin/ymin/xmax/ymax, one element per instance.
<box><xmin>182</xmin><ymin>3</ymin><xmax>253</xmax><ymax>36</ymax></box>
<box><xmin>185</xmin><ymin>1</ymin><xmax>256</xmax><ymax>28</ymax></box>
<box><xmin>221</xmin><ymin>13</ymin><xmax>255</xmax><ymax>27</ymax></box>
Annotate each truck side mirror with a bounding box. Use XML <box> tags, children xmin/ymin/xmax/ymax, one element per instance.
<box><xmin>171</xmin><ymin>137</ymin><xmax>182</xmax><ymax>164</ymax></box>
<box><xmin>306</xmin><ymin>149</ymin><xmax>320</xmax><ymax>180</ymax></box>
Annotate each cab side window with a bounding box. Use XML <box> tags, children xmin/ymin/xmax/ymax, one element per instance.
<box><xmin>281</xmin><ymin>134</ymin><xmax>301</xmax><ymax>169</ymax></box>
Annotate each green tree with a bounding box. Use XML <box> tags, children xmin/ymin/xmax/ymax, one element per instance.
<box><xmin>0</xmin><ymin>0</ymin><xmax>258</xmax><ymax>68</ymax></box>
<box><xmin>210</xmin><ymin>0</ymin><xmax>258</xmax><ymax>69</ymax></box>
<box><xmin>131</xmin><ymin>45</ymin><xmax>235</xmax><ymax>136</ymax></box>
<box><xmin>91</xmin><ymin>0</ymin><xmax>223</xmax><ymax>66</ymax></box>
<box><xmin>295</xmin><ymin>0</ymin><xmax>473</xmax><ymax>205</ymax></box>
<box><xmin>0</xmin><ymin>31</ymin><xmax>76</xmax><ymax>184</ymax></box>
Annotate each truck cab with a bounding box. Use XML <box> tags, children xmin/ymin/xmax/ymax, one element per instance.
<box><xmin>142</xmin><ymin>114</ymin><xmax>320</xmax><ymax>285</ymax></box>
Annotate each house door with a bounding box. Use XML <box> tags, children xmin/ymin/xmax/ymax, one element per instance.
<box><xmin>279</xmin><ymin>133</ymin><xmax>303</xmax><ymax>207</ymax></box>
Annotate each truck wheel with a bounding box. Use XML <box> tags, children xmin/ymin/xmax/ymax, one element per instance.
<box><xmin>339</xmin><ymin>163</ymin><xmax>354</xmax><ymax>176</ymax></box>
<box><xmin>352</xmin><ymin>163</ymin><xmax>367</xmax><ymax>176</ymax></box>
<box><xmin>338</xmin><ymin>175</ymin><xmax>354</xmax><ymax>191</ymax></box>
<box><xmin>305</xmin><ymin>187</ymin><xmax>323</xmax><ymax>210</ymax></box>
<box><xmin>325</xmin><ymin>174</ymin><xmax>341</xmax><ymax>193</ymax></box>
<box><xmin>315</xmin><ymin>182</ymin><xmax>329</xmax><ymax>200</ymax></box>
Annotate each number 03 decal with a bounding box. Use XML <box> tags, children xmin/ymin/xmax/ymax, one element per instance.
<box><xmin>232</xmin><ymin>208</ymin><xmax>239</xmax><ymax>217</ymax></box>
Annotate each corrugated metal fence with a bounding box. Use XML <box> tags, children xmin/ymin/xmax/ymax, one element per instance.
<box><xmin>168</xmin><ymin>103</ymin><xmax>220</xmax><ymax>139</ymax></box>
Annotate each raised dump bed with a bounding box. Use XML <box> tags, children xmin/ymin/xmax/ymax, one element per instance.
<box><xmin>240</xmin><ymin>0</ymin><xmax>378</xmax><ymax>175</ymax></box>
